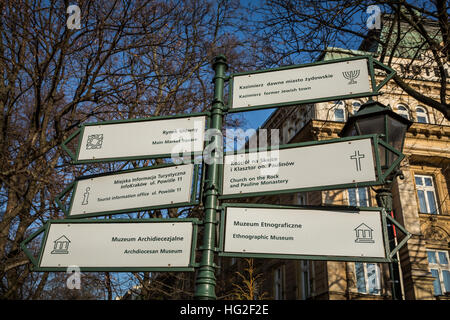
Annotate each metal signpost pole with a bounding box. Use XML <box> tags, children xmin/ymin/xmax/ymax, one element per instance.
<box><xmin>194</xmin><ymin>55</ymin><xmax>228</xmax><ymax>300</ymax></box>
<box><xmin>376</xmin><ymin>189</ymin><xmax>402</xmax><ymax>300</ymax></box>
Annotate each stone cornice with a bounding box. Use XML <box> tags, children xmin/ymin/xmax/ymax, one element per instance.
<box><xmin>407</xmin><ymin>122</ymin><xmax>450</xmax><ymax>140</ymax></box>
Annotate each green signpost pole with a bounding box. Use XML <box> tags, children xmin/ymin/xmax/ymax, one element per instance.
<box><xmin>376</xmin><ymin>189</ymin><xmax>402</xmax><ymax>300</ymax></box>
<box><xmin>194</xmin><ymin>55</ymin><xmax>228</xmax><ymax>300</ymax></box>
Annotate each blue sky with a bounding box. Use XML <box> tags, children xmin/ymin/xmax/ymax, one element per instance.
<box><xmin>241</xmin><ymin>108</ymin><xmax>276</xmax><ymax>130</ymax></box>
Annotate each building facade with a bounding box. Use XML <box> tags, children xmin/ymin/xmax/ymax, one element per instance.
<box><xmin>218</xmin><ymin>24</ymin><xmax>449</xmax><ymax>300</ymax></box>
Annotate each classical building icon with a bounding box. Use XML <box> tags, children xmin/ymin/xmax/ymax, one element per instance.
<box><xmin>342</xmin><ymin>69</ymin><xmax>360</xmax><ymax>84</ymax></box>
<box><xmin>51</xmin><ymin>235</ymin><xmax>71</xmax><ymax>254</ymax></box>
<box><xmin>354</xmin><ymin>223</ymin><xmax>375</xmax><ymax>243</ymax></box>
<box><xmin>86</xmin><ymin>134</ymin><xmax>104</xmax><ymax>150</ymax></box>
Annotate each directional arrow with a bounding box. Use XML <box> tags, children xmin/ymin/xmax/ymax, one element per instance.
<box><xmin>21</xmin><ymin>218</ymin><xmax>199</xmax><ymax>272</ymax></box>
<box><xmin>219</xmin><ymin>203</ymin><xmax>410</xmax><ymax>263</ymax></box>
<box><xmin>55</xmin><ymin>163</ymin><xmax>199</xmax><ymax>219</ymax></box>
<box><xmin>61</xmin><ymin>113</ymin><xmax>207</xmax><ymax>164</ymax></box>
<box><xmin>228</xmin><ymin>55</ymin><xmax>396</xmax><ymax>112</ymax></box>
<box><xmin>220</xmin><ymin>134</ymin><xmax>404</xmax><ymax>199</ymax></box>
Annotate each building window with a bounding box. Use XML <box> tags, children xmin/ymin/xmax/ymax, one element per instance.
<box><xmin>300</xmin><ymin>261</ymin><xmax>311</xmax><ymax>300</ymax></box>
<box><xmin>296</xmin><ymin>193</ymin><xmax>307</xmax><ymax>205</ymax></box>
<box><xmin>355</xmin><ymin>262</ymin><xmax>382</xmax><ymax>295</ymax></box>
<box><xmin>414</xmin><ymin>174</ymin><xmax>439</xmax><ymax>214</ymax></box>
<box><xmin>416</xmin><ymin>106</ymin><xmax>429</xmax><ymax>123</ymax></box>
<box><xmin>348</xmin><ymin>187</ymin><xmax>369</xmax><ymax>207</ymax></box>
<box><xmin>351</xmin><ymin>101</ymin><xmax>362</xmax><ymax>115</ymax></box>
<box><xmin>274</xmin><ymin>266</ymin><xmax>284</xmax><ymax>300</ymax></box>
<box><xmin>282</xmin><ymin>120</ymin><xmax>295</xmax><ymax>144</ymax></box>
<box><xmin>288</xmin><ymin>127</ymin><xmax>295</xmax><ymax>139</ymax></box>
<box><xmin>334</xmin><ymin>109</ymin><xmax>345</xmax><ymax>122</ymax></box>
<box><xmin>294</xmin><ymin>118</ymin><xmax>304</xmax><ymax>131</ymax></box>
<box><xmin>333</xmin><ymin>100</ymin><xmax>346</xmax><ymax>122</ymax></box>
<box><xmin>427</xmin><ymin>250</ymin><xmax>450</xmax><ymax>296</ymax></box>
<box><xmin>396</xmin><ymin>104</ymin><xmax>410</xmax><ymax>120</ymax></box>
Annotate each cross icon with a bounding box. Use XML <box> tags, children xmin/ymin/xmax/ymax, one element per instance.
<box><xmin>350</xmin><ymin>151</ymin><xmax>365</xmax><ymax>171</ymax></box>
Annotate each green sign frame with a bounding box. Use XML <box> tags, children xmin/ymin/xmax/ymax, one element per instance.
<box><xmin>20</xmin><ymin>218</ymin><xmax>200</xmax><ymax>272</ymax></box>
<box><xmin>55</xmin><ymin>162</ymin><xmax>201</xmax><ymax>219</ymax></box>
<box><xmin>61</xmin><ymin>112</ymin><xmax>209</xmax><ymax>165</ymax></box>
<box><xmin>219</xmin><ymin>134</ymin><xmax>404</xmax><ymax>200</ymax></box>
<box><xmin>218</xmin><ymin>203</ymin><xmax>411</xmax><ymax>263</ymax></box>
<box><xmin>226</xmin><ymin>55</ymin><xmax>395</xmax><ymax>113</ymax></box>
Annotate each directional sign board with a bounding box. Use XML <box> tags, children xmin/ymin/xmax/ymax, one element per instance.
<box><xmin>58</xmin><ymin>163</ymin><xmax>197</xmax><ymax>218</ymax></box>
<box><xmin>229</xmin><ymin>56</ymin><xmax>374</xmax><ymax>112</ymax></box>
<box><xmin>23</xmin><ymin>219</ymin><xmax>198</xmax><ymax>271</ymax></box>
<box><xmin>221</xmin><ymin>136</ymin><xmax>382</xmax><ymax>199</ymax></box>
<box><xmin>62</xmin><ymin>114</ymin><xmax>206</xmax><ymax>164</ymax></box>
<box><xmin>220</xmin><ymin>205</ymin><xmax>388</xmax><ymax>262</ymax></box>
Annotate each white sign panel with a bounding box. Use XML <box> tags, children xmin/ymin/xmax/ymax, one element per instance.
<box><xmin>222</xmin><ymin>138</ymin><xmax>376</xmax><ymax>196</ymax></box>
<box><xmin>77</xmin><ymin>115</ymin><xmax>206</xmax><ymax>161</ymax></box>
<box><xmin>69</xmin><ymin>164</ymin><xmax>194</xmax><ymax>217</ymax></box>
<box><xmin>231</xmin><ymin>58</ymin><xmax>371</xmax><ymax>110</ymax></box>
<box><xmin>223</xmin><ymin>207</ymin><xmax>386</xmax><ymax>259</ymax></box>
<box><xmin>40</xmin><ymin>221</ymin><xmax>194</xmax><ymax>268</ymax></box>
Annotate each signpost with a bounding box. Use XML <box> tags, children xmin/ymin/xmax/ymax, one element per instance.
<box><xmin>228</xmin><ymin>56</ymin><xmax>394</xmax><ymax>112</ymax></box>
<box><xmin>20</xmin><ymin>54</ymin><xmax>410</xmax><ymax>301</ymax></box>
<box><xmin>221</xmin><ymin>135</ymin><xmax>404</xmax><ymax>199</ymax></box>
<box><xmin>62</xmin><ymin>114</ymin><xmax>207</xmax><ymax>164</ymax></box>
<box><xmin>220</xmin><ymin>205</ymin><xmax>388</xmax><ymax>262</ymax></box>
<box><xmin>21</xmin><ymin>219</ymin><xmax>199</xmax><ymax>272</ymax></box>
<box><xmin>56</xmin><ymin>163</ymin><xmax>198</xmax><ymax>219</ymax></box>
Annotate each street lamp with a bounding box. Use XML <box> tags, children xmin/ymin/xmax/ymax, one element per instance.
<box><xmin>341</xmin><ymin>99</ymin><xmax>411</xmax><ymax>171</ymax></box>
<box><xmin>340</xmin><ymin>99</ymin><xmax>412</xmax><ymax>300</ymax></box>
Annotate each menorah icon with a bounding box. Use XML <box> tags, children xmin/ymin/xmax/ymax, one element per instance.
<box><xmin>342</xmin><ymin>70</ymin><xmax>360</xmax><ymax>84</ymax></box>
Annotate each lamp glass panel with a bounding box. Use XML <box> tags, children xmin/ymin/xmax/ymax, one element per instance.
<box><xmin>354</xmin><ymin>115</ymin><xmax>385</xmax><ymax>136</ymax></box>
<box><xmin>354</xmin><ymin>115</ymin><xmax>386</xmax><ymax>167</ymax></box>
<box><xmin>387</xmin><ymin>117</ymin><xmax>408</xmax><ymax>153</ymax></box>
<box><xmin>342</xmin><ymin>124</ymin><xmax>357</xmax><ymax>137</ymax></box>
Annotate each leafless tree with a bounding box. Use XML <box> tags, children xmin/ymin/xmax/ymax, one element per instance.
<box><xmin>248</xmin><ymin>0</ymin><xmax>449</xmax><ymax>120</ymax></box>
<box><xmin>0</xmin><ymin>0</ymin><xmax>248</xmax><ymax>299</ymax></box>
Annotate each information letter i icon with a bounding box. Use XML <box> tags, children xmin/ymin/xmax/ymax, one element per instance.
<box><xmin>82</xmin><ymin>187</ymin><xmax>90</xmax><ymax>205</ymax></box>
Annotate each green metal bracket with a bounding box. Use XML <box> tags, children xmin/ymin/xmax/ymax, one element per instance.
<box><xmin>372</xmin><ymin>59</ymin><xmax>397</xmax><ymax>92</ymax></box>
<box><xmin>378</xmin><ymin>139</ymin><xmax>405</xmax><ymax>181</ymax></box>
<box><xmin>385</xmin><ymin>213</ymin><xmax>412</xmax><ymax>259</ymax></box>
<box><xmin>198</xmin><ymin>246</ymin><xmax>221</xmax><ymax>253</ymax></box>
<box><xmin>61</xmin><ymin>129</ymin><xmax>80</xmax><ymax>161</ymax></box>
<box><xmin>54</xmin><ymin>181</ymin><xmax>76</xmax><ymax>216</ymax></box>
<box><xmin>20</xmin><ymin>225</ymin><xmax>47</xmax><ymax>268</ymax></box>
